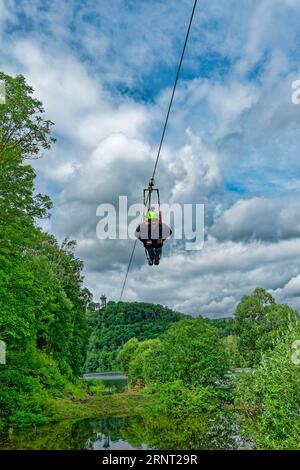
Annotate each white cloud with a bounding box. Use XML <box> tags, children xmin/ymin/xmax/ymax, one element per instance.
<box><xmin>212</xmin><ymin>196</ymin><xmax>300</xmax><ymax>242</ymax></box>
<box><xmin>170</xmin><ymin>129</ymin><xmax>221</xmax><ymax>202</ymax></box>
<box><xmin>2</xmin><ymin>0</ymin><xmax>300</xmax><ymax>317</ymax></box>
<box><xmin>278</xmin><ymin>275</ymin><xmax>300</xmax><ymax>298</ymax></box>
<box><xmin>207</xmin><ymin>82</ymin><xmax>258</xmax><ymax>139</ymax></box>
<box><xmin>87</xmin><ymin>236</ymin><xmax>300</xmax><ymax>316</ymax></box>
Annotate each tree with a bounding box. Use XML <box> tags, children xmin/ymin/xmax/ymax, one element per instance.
<box><xmin>0</xmin><ymin>73</ymin><xmax>53</xmax><ymax>251</ymax></box>
<box><xmin>235</xmin><ymin>325</ymin><xmax>300</xmax><ymax>449</ymax></box>
<box><xmin>127</xmin><ymin>339</ymin><xmax>161</xmax><ymax>385</ymax></box>
<box><xmin>0</xmin><ymin>148</ymin><xmax>52</xmax><ymax>255</ymax></box>
<box><xmin>85</xmin><ymin>301</ymin><xmax>185</xmax><ymax>372</ymax></box>
<box><xmin>0</xmin><ymin>72</ymin><xmax>88</xmax><ymax>374</ymax></box>
<box><xmin>159</xmin><ymin>318</ymin><xmax>227</xmax><ymax>385</ymax></box>
<box><xmin>235</xmin><ymin>288</ymin><xmax>299</xmax><ymax>366</ymax></box>
<box><xmin>124</xmin><ymin>317</ymin><xmax>228</xmax><ymax>387</ymax></box>
<box><xmin>81</xmin><ymin>288</ymin><xmax>93</xmax><ymax>312</ymax></box>
<box><xmin>36</xmin><ymin>234</ymin><xmax>89</xmax><ymax>375</ymax></box>
<box><xmin>116</xmin><ymin>338</ymin><xmax>139</xmax><ymax>375</ymax></box>
<box><xmin>0</xmin><ymin>72</ymin><xmax>55</xmax><ymax>159</ymax></box>
<box><xmin>0</xmin><ymin>71</ymin><xmax>91</xmax><ymax>428</ymax></box>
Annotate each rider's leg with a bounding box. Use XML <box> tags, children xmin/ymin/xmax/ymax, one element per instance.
<box><xmin>147</xmin><ymin>247</ymin><xmax>155</xmax><ymax>265</ymax></box>
<box><xmin>154</xmin><ymin>247</ymin><xmax>162</xmax><ymax>265</ymax></box>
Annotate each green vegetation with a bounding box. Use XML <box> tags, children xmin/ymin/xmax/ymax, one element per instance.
<box><xmin>233</xmin><ymin>289</ymin><xmax>300</xmax><ymax>449</ymax></box>
<box><xmin>235</xmin><ymin>331</ymin><xmax>300</xmax><ymax>449</ymax></box>
<box><xmin>113</xmin><ymin>288</ymin><xmax>300</xmax><ymax>449</ymax></box>
<box><xmin>0</xmin><ymin>346</ymin><xmax>99</xmax><ymax>428</ymax></box>
<box><xmin>235</xmin><ymin>287</ymin><xmax>299</xmax><ymax>366</ymax></box>
<box><xmin>0</xmin><ymin>411</ymin><xmax>238</xmax><ymax>450</ymax></box>
<box><xmin>1</xmin><ymin>71</ymin><xmax>300</xmax><ymax>449</ymax></box>
<box><xmin>118</xmin><ymin>317</ymin><xmax>229</xmax><ymax>415</ymax></box>
<box><xmin>0</xmin><ymin>71</ymin><xmax>89</xmax><ymax>428</ymax></box>
<box><xmin>86</xmin><ymin>301</ymin><xmax>185</xmax><ymax>372</ymax></box>
<box><xmin>209</xmin><ymin>317</ymin><xmax>236</xmax><ymax>337</ymax></box>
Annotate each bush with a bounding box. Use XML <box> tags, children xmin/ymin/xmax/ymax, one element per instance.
<box><xmin>85</xmin><ymin>380</ymin><xmax>105</xmax><ymax>396</ymax></box>
<box><xmin>124</xmin><ymin>317</ymin><xmax>228</xmax><ymax>387</ymax></box>
<box><xmin>85</xmin><ymin>302</ymin><xmax>185</xmax><ymax>372</ymax></box>
<box><xmin>147</xmin><ymin>380</ymin><xmax>223</xmax><ymax>417</ymax></box>
<box><xmin>235</xmin><ymin>329</ymin><xmax>300</xmax><ymax>449</ymax></box>
<box><xmin>0</xmin><ymin>345</ymin><xmax>72</xmax><ymax>427</ymax></box>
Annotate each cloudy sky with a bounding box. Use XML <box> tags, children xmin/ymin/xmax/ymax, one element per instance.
<box><xmin>2</xmin><ymin>0</ymin><xmax>300</xmax><ymax>317</ymax></box>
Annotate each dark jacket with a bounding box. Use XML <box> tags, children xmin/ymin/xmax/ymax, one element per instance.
<box><xmin>135</xmin><ymin>221</ymin><xmax>172</xmax><ymax>247</ymax></box>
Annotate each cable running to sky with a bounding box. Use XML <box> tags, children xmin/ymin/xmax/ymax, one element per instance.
<box><xmin>119</xmin><ymin>0</ymin><xmax>198</xmax><ymax>301</ymax></box>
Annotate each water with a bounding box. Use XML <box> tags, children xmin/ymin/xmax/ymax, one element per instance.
<box><xmin>0</xmin><ymin>412</ymin><xmax>253</xmax><ymax>450</ymax></box>
<box><xmin>81</xmin><ymin>372</ymin><xmax>128</xmax><ymax>392</ymax></box>
<box><xmin>82</xmin><ymin>372</ymin><xmax>128</xmax><ymax>382</ymax></box>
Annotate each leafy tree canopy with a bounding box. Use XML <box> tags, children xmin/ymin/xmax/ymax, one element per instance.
<box><xmin>235</xmin><ymin>288</ymin><xmax>299</xmax><ymax>366</ymax></box>
<box><xmin>85</xmin><ymin>301</ymin><xmax>185</xmax><ymax>372</ymax></box>
<box><xmin>0</xmin><ymin>72</ymin><xmax>55</xmax><ymax>159</ymax></box>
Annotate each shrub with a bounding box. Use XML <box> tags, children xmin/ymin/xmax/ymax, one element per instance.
<box><xmin>235</xmin><ymin>329</ymin><xmax>300</xmax><ymax>449</ymax></box>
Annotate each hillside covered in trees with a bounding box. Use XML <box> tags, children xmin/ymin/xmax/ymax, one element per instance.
<box><xmin>116</xmin><ymin>288</ymin><xmax>300</xmax><ymax>449</ymax></box>
<box><xmin>86</xmin><ymin>301</ymin><xmax>185</xmax><ymax>372</ymax></box>
<box><xmin>0</xmin><ymin>72</ymin><xmax>91</xmax><ymax>428</ymax></box>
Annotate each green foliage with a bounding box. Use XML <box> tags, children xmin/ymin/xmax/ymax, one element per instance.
<box><xmin>0</xmin><ymin>345</ymin><xmax>111</xmax><ymax>430</ymax></box>
<box><xmin>235</xmin><ymin>288</ymin><xmax>299</xmax><ymax>366</ymax></box>
<box><xmin>223</xmin><ymin>335</ymin><xmax>246</xmax><ymax>369</ymax></box>
<box><xmin>0</xmin><ymin>410</ymin><xmax>239</xmax><ymax>450</ymax></box>
<box><xmin>116</xmin><ymin>337</ymin><xmax>139</xmax><ymax>375</ymax></box>
<box><xmin>209</xmin><ymin>317</ymin><xmax>236</xmax><ymax>337</ymax></box>
<box><xmin>0</xmin><ymin>72</ymin><xmax>55</xmax><ymax>159</ymax></box>
<box><xmin>85</xmin><ymin>380</ymin><xmax>106</xmax><ymax>397</ymax></box>
<box><xmin>127</xmin><ymin>317</ymin><xmax>228</xmax><ymax>387</ymax></box>
<box><xmin>233</xmin><ymin>288</ymin><xmax>300</xmax><ymax>448</ymax></box>
<box><xmin>120</xmin><ymin>317</ymin><xmax>229</xmax><ymax>416</ymax></box>
<box><xmin>0</xmin><ymin>71</ymin><xmax>89</xmax><ymax>428</ymax></box>
<box><xmin>235</xmin><ymin>327</ymin><xmax>300</xmax><ymax>449</ymax></box>
<box><xmin>0</xmin><ymin>232</ymin><xmax>89</xmax><ymax>375</ymax></box>
<box><xmin>36</xmin><ymin>235</ymin><xmax>89</xmax><ymax>375</ymax></box>
<box><xmin>121</xmin><ymin>411</ymin><xmax>238</xmax><ymax>450</ymax></box>
<box><xmin>146</xmin><ymin>380</ymin><xmax>224</xmax><ymax>417</ymax></box>
<box><xmin>127</xmin><ymin>339</ymin><xmax>161</xmax><ymax>385</ymax></box>
<box><xmin>86</xmin><ymin>301</ymin><xmax>185</xmax><ymax>372</ymax></box>
<box><xmin>0</xmin><ymin>345</ymin><xmax>67</xmax><ymax>428</ymax></box>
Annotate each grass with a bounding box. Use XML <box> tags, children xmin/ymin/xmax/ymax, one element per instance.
<box><xmin>46</xmin><ymin>389</ymin><xmax>154</xmax><ymax>423</ymax></box>
<box><xmin>54</xmin><ymin>379</ymin><xmax>153</xmax><ymax>422</ymax></box>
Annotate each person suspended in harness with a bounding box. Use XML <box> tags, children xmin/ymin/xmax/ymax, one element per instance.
<box><xmin>147</xmin><ymin>207</ymin><xmax>159</xmax><ymax>221</ymax></box>
<box><xmin>135</xmin><ymin>207</ymin><xmax>172</xmax><ymax>266</ymax></box>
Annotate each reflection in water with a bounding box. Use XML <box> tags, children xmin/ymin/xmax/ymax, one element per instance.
<box><xmin>85</xmin><ymin>418</ymin><xmax>150</xmax><ymax>450</ymax></box>
<box><xmin>0</xmin><ymin>411</ymin><xmax>253</xmax><ymax>450</ymax></box>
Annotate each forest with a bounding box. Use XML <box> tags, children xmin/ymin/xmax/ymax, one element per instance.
<box><xmin>86</xmin><ymin>301</ymin><xmax>185</xmax><ymax>372</ymax></box>
<box><xmin>0</xmin><ymin>72</ymin><xmax>300</xmax><ymax>450</ymax></box>
<box><xmin>0</xmin><ymin>71</ymin><xmax>92</xmax><ymax>428</ymax></box>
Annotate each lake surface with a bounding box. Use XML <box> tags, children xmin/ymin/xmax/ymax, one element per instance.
<box><xmin>0</xmin><ymin>375</ymin><xmax>254</xmax><ymax>450</ymax></box>
<box><xmin>81</xmin><ymin>372</ymin><xmax>128</xmax><ymax>392</ymax></box>
<box><xmin>0</xmin><ymin>411</ymin><xmax>253</xmax><ymax>450</ymax></box>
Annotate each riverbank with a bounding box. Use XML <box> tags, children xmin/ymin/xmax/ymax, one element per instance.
<box><xmin>44</xmin><ymin>390</ymin><xmax>152</xmax><ymax>424</ymax></box>
<box><xmin>0</xmin><ymin>366</ymin><xmax>152</xmax><ymax>431</ymax></box>
<box><xmin>0</xmin><ymin>377</ymin><xmax>255</xmax><ymax>450</ymax></box>
<box><xmin>0</xmin><ymin>405</ymin><xmax>250</xmax><ymax>450</ymax></box>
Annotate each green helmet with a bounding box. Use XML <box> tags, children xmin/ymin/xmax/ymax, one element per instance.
<box><xmin>147</xmin><ymin>207</ymin><xmax>158</xmax><ymax>220</ymax></box>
